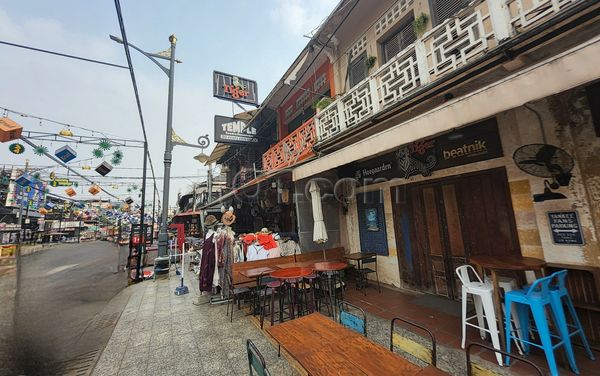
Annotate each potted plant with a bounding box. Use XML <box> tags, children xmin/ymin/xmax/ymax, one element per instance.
<box><xmin>314</xmin><ymin>97</ymin><xmax>334</xmax><ymax>113</ymax></box>
<box><xmin>413</xmin><ymin>13</ymin><xmax>429</xmax><ymax>37</ymax></box>
<box><xmin>365</xmin><ymin>55</ymin><xmax>377</xmax><ymax>71</ymax></box>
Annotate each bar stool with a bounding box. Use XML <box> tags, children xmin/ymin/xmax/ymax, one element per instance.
<box><xmin>485</xmin><ymin>275</ymin><xmax>525</xmax><ymax>355</ymax></box>
<box><xmin>260</xmin><ymin>280</ymin><xmax>284</xmax><ymax>329</ymax></box>
<box><xmin>456</xmin><ymin>265</ymin><xmax>503</xmax><ymax>366</ymax></box>
<box><xmin>505</xmin><ymin>274</ymin><xmax>579</xmax><ymax>376</ymax></box>
<box><xmin>549</xmin><ymin>270</ymin><xmax>595</xmax><ymax>360</ymax></box>
<box><xmin>300</xmin><ymin>274</ymin><xmax>319</xmax><ymax>315</ymax></box>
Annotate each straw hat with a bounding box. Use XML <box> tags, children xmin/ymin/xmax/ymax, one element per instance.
<box><xmin>221</xmin><ymin>210</ymin><xmax>236</xmax><ymax>226</ymax></box>
<box><xmin>204</xmin><ymin>215</ymin><xmax>217</xmax><ymax>227</ymax></box>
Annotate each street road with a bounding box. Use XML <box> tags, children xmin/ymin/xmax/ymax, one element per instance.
<box><xmin>4</xmin><ymin>241</ymin><xmax>129</xmax><ymax>376</ymax></box>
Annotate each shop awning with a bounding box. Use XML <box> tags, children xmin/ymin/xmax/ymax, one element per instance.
<box><xmin>200</xmin><ymin>168</ymin><xmax>292</xmax><ymax>210</ymax></box>
<box><xmin>205</xmin><ymin>143</ymin><xmax>230</xmax><ymax>165</ymax></box>
<box><xmin>293</xmin><ymin>36</ymin><xmax>600</xmax><ymax>181</ymax></box>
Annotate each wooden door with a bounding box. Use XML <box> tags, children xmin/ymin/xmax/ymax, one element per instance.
<box><xmin>392</xmin><ymin>167</ymin><xmax>520</xmax><ymax>299</ymax></box>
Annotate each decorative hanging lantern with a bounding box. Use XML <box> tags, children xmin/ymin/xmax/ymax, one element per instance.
<box><xmin>82</xmin><ymin>165</ymin><xmax>91</xmax><ymax>170</ymax></box>
<box><xmin>95</xmin><ymin>161</ymin><xmax>113</xmax><ymax>176</ymax></box>
<box><xmin>98</xmin><ymin>139</ymin><xmax>112</xmax><ymax>150</ymax></box>
<box><xmin>125</xmin><ymin>197</ymin><xmax>134</xmax><ymax>205</ymax></box>
<box><xmin>39</xmin><ymin>208</ymin><xmax>48</xmax><ymax>215</ymax></box>
<box><xmin>15</xmin><ymin>173</ymin><xmax>34</xmax><ymax>187</ymax></box>
<box><xmin>65</xmin><ymin>187</ymin><xmax>76</xmax><ymax>197</ymax></box>
<box><xmin>58</xmin><ymin>128</ymin><xmax>73</xmax><ymax>137</ymax></box>
<box><xmin>88</xmin><ymin>184</ymin><xmax>101</xmax><ymax>195</ymax></box>
<box><xmin>44</xmin><ymin>202</ymin><xmax>55</xmax><ymax>210</ymax></box>
<box><xmin>92</xmin><ymin>148</ymin><xmax>104</xmax><ymax>158</ymax></box>
<box><xmin>55</xmin><ymin>145</ymin><xmax>77</xmax><ymax>163</ymax></box>
<box><xmin>0</xmin><ymin>117</ymin><xmax>23</xmax><ymax>142</ymax></box>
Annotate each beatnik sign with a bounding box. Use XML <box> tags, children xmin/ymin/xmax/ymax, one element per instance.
<box><xmin>339</xmin><ymin>118</ymin><xmax>503</xmax><ymax>184</ymax></box>
<box><xmin>213</xmin><ymin>71</ymin><xmax>259</xmax><ymax>106</ymax></box>
<box><xmin>214</xmin><ymin>115</ymin><xmax>258</xmax><ymax>145</ymax></box>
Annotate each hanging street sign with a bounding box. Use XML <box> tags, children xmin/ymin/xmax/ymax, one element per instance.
<box><xmin>8</xmin><ymin>143</ymin><xmax>25</xmax><ymax>154</ymax></box>
<box><xmin>213</xmin><ymin>71</ymin><xmax>259</xmax><ymax>106</ymax></box>
<box><xmin>214</xmin><ymin>115</ymin><xmax>258</xmax><ymax>145</ymax></box>
<box><xmin>50</xmin><ymin>178</ymin><xmax>73</xmax><ymax>187</ymax></box>
<box><xmin>547</xmin><ymin>211</ymin><xmax>584</xmax><ymax>245</ymax></box>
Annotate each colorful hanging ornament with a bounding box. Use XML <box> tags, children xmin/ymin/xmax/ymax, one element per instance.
<box><xmin>34</xmin><ymin>145</ymin><xmax>48</xmax><ymax>156</ymax></box>
<box><xmin>74</xmin><ymin>181</ymin><xmax>79</xmax><ymax>188</ymax></box>
<box><xmin>55</xmin><ymin>145</ymin><xmax>77</xmax><ymax>163</ymax></box>
<box><xmin>111</xmin><ymin>155</ymin><xmax>122</xmax><ymax>165</ymax></box>
<box><xmin>98</xmin><ymin>139</ymin><xmax>112</xmax><ymax>150</ymax></box>
<box><xmin>58</xmin><ymin>128</ymin><xmax>73</xmax><ymax>137</ymax></box>
<box><xmin>92</xmin><ymin>148</ymin><xmax>104</xmax><ymax>158</ymax></box>
<box><xmin>131</xmin><ymin>184</ymin><xmax>138</xmax><ymax>191</ymax></box>
<box><xmin>8</xmin><ymin>143</ymin><xmax>25</xmax><ymax>154</ymax></box>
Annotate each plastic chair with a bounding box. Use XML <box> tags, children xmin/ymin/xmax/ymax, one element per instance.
<box><xmin>505</xmin><ymin>274</ymin><xmax>579</xmax><ymax>376</ymax></box>
<box><xmin>390</xmin><ymin>316</ymin><xmax>437</xmax><ymax>367</ymax></box>
<box><xmin>338</xmin><ymin>300</ymin><xmax>367</xmax><ymax>336</ymax></box>
<box><xmin>549</xmin><ymin>270</ymin><xmax>595</xmax><ymax>361</ymax></box>
<box><xmin>455</xmin><ymin>265</ymin><xmax>503</xmax><ymax>366</ymax></box>
<box><xmin>226</xmin><ymin>273</ymin><xmax>250</xmax><ymax>322</ymax></box>
<box><xmin>246</xmin><ymin>339</ymin><xmax>272</xmax><ymax>376</ymax></box>
<box><xmin>466</xmin><ymin>342</ymin><xmax>543</xmax><ymax>376</ymax></box>
<box><xmin>356</xmin><ymin>256</ymin><xmax>381</xmax><ymax>295</ymax></box>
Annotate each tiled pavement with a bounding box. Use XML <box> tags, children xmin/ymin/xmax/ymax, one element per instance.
<box><xmin>91</xmin><ymin>272</ymin><xmax>296</xmax><ymax>376</ymax></box>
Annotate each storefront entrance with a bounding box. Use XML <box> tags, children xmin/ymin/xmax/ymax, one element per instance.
<box><xmin>391</xmin><ymin>167</ymin><xmax>520</xmax><ymax>299</ymax></box>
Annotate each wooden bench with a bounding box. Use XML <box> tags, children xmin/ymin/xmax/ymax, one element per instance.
<box><xmin>232</xmin><ymin>247</ymin><xmax>345</xmax><ymax>286</ymax></box>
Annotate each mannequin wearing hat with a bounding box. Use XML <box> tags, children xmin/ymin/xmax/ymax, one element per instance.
<box><xmin>215</xmin><ymin>206</ymin><xmax>236</xmax><ymax>298</ymax></box>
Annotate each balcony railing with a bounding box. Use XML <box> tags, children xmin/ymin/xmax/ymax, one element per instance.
<box><xmin>262</xmin><ymin>118</ymin><xmax>317</xmax><ymax>172</ymax></box>
<box><xmin>316</xmin><ymin>0</ymin><xmax>583</xmax><ymax>143</ymax></box>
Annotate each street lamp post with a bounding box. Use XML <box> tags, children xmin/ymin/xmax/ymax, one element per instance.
<box><xmin>109</xmin><ymin>34</ymin><xmax>180</xmax><ymax>258</ymax></box>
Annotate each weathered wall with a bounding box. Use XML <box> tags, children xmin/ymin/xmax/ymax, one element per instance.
<box><xmin>344</xmin><ymin>86</ymin><xmax>600</xmax><ymax>288</ymax></box>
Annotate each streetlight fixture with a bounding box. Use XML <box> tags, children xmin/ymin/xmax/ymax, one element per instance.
<box><xmin>110</xmin><ymin>34</ymin><xmax>181</xmax><ymax>259</ymax></box>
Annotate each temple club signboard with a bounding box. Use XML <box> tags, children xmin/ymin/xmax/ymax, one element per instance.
<box><xmin>213</xmin><ymin>71</ymin><xmax>258</xmax><ymax>106</ymax></box>
<box><xmin>214</xmin><ymin>115</ymin><xmax>258</xmax><ymax>145</ymax></box>
<box><xmin>339</xmin><ymin>118</ymin><xmax>503</xmax><ymax>185</ymax></box>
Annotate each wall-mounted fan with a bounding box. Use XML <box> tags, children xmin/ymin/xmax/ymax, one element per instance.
<box><xmin>513</xmin><ymin>144</ymin><xmax>574</xmax><ymax>185</ymax></box>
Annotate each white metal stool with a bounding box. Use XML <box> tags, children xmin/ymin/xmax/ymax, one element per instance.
<box><xmin>456</xmin><ymin>265</ymin><xmax>503</xmax><ymax>366</ymax></box>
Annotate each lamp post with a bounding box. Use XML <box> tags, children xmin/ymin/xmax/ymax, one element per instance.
<box><xmin>109</xmin><ymin>34</ymin><xmax>180</xmax><ymax>258</ymax></box>
<box><xmin>193</xmin><ymin>135</ymin><xmax>211</xmax><ymax>228</ymax></box>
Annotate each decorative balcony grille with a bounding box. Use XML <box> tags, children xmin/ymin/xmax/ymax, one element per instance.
<box><xmin>313</xmin><ymin>0</ymin><xmax>585</xmax><ymax>144</ymax></box>
<box><xmin>262</xmin><ymin>118</ymin><xmax>317</xmax><ymax>171</ymax></box>
<box><xmin>422</xmin><ymin>6</ymin><xmax>494</xmax><ymax>78</ymax></box>
<box><xmin>375</xmin><ymin>46</ymin><xmax>420</xmax><ymax>109</ymax></box>
<box><xmin>508</xmin><ymin>0</ymin><xmax>581</xmax><ymax>30</ymax></box>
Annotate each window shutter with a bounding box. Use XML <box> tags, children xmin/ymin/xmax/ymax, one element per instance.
<box><xmin>382</xmin><ymin>18</ymin><xmax>416</xmax><ymax>63</ymax></box>
<box><xmin>349</xmin><ymin>52</ymin><xmax>368</xmax><ymax>88</ymax></box>
<box><xmin>431</xmin><ymin>0</ymin><xmax>470</xmax><ymax>26</ymax></box>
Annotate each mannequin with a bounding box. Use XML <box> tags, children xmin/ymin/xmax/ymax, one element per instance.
<box><xmin>198</xmin><ymin>215</ymin><xmax>218</xmax><ymax>295</ymax></box>
<box><xmin>215</xmin><ymin>207</ymin><xmax>236</xmax><ymax>297</ymax></box>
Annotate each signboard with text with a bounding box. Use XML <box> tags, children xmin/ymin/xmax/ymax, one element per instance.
<box><xmin>339</xmin><ymin>118</ymin><xmax>503</xmax><ymax>185</ymax></box>
<box><xmin>214</xmin><ymin>115</ymin><xmax>258</xmax><ymax>145</ymax></box>
<box><xmin>547</xmin><ymin>211</ymin><xmax>584</xmax><ymax>245</ymax></box>
<box><xmin>213</xmin><ymin>71</ymin><xmax>258</xmax><ymax>106</ymax></box>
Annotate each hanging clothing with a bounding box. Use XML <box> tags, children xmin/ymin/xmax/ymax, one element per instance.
<box><xmin>199</xmin><ymin>233</ymin><xmax>215</xmax><ymax>293</ymax></box>
<box><xmin>217</xmin><ymin>226</ymin><xmax>235</xmax><ymax>294</ymax></box>
<box><xmin>233</xmin><ymin>242</ymin><xmax>244</xmax><ymax>263</ymax></box>
<box><xmin>246</xmin><ymin>243</ymin><xmax>269</xmax><ymax>261</ymax></box>
<box><xmin>278</xmin><ymin>239</ymin><xmax>301</xmax><ymax>257</ymax></box>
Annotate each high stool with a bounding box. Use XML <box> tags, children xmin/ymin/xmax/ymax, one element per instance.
<box><xmin>549</xmin><ymin>270</ymin><xmax>595</xmax><ymax>360</ymax></box>
<box><xmin>505</xmin><ymin>274</ymin><xmax>579</xmax><ymax>376</ymax></box>
<box><xmin>456</xmin><ymin>265</ymin><xmax>503</xmax><ymax>366</ymax></box>
<box><xmin>302</xmin><ymin>274</ymin><xmax>319</xmax><ymax>314</ymax></box>
<box><xmin>485</xmin><ymin>275</ymin><xmax>526</xmax><ymax>355</ymax></box>
<box><xmin>260</xmin><ymin>280</ymin><xmax>283</xmax><ymax>329</ymax></box>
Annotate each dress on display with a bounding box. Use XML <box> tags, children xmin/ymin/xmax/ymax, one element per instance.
<box><xmin>199</xmin><ymin>233</ymin><xmax>215</xmax><ymax>293</ymax></box>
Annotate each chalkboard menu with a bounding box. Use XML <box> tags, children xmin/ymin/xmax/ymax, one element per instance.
<box><xmin>547</xmin><ymin>211</ymin><xmax>584</xmax><ymax>245</ymax></box>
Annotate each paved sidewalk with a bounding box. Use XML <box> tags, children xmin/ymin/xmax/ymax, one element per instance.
<box><xmin>92</xmin><ymin>271</ymin><xmax>296</xmax><ymax>376</ymax></box>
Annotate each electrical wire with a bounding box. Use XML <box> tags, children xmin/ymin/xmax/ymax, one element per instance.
<box><xmin>0</xmin><ymin>40</ymin><xmax>129</xmax><ymax>69</ymax></box>
<box><xmin>112</xmin><ymin>0</ymin><xmax>160</xmax><ymax>210</ymax></box>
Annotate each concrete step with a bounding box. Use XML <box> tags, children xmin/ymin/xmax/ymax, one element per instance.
<box><xmin>0</xmin><ymin>257</ymin><xmax>16</xmax><ymax>267</ymax></box>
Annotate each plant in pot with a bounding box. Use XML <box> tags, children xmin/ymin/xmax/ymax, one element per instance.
<box><xmin>413</xmin><ymin>13</ymin><xmax>429</xmax><ymax>37</ymax></box>
<box><xmin>314</xmin><ymin>97</ymin><xmax>334</xmax><ymax>113</ymax></box>
<box><xmin>365</xmin><ymin>55</ymin><xmax>377</xmax><ymax>71</ymax></box>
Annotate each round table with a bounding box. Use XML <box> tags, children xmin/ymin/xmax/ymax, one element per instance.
<box><xmin>470</xmin><ymin>254</ymin><xmax>546</xmax><ymax>351</ymax></box>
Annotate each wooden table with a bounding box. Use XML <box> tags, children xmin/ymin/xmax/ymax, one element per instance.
<box><xmin>267</xmin><ymin>312</ymin><xmax>448</xmax><ymax>375</ymax></box>
<box><xmin>276</xmin><ymin>260</ymin><xmax>318</xmax><ymax>269</ymax></box>
<box><xmin>470</xmin><ymin>254</ymin><xmax>546</xmax><ymax>351</ymax></box>
<box><xmin>240</xmin><ymin>266</ymin><xmax>280</xmax><ymax>314</ymax></box>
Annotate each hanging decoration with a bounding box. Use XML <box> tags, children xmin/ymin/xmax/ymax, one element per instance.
<box><xmin>98</xmin><ymin>139</ymin><xmax>112</xmax><ymax>150</ymax></box>
<box><xmin>131</xmin><ymin>184</ymin><xmax>138</xmax><ymax>191</ymax></box>
<box><xmin>0</xmin><ymin>116</ymin><xmax>23</xmax><ymax>142</ymax></box>
<box><xmin>8</xmin><ymin>143</ymin><xmax>25</xmax><ymax>154</ymax></box>
<box><xmin>55</xmin><ymin>145</ymin><xmax>77</xmax><ymax>163</ymax></box>
<box><xmin>88</xmin><ymin>184</ymin><xmax>101</xmax><ymax>195</ymax></box>
<box><xmin>73</xmin><ymin>181</ymin><xmax>79</xmax><ymax>188</ymax></box>
<box><xmin>111</xmin><ymin>149</ymin><xmax>123</xmax><ymax>165</ymax></box>
<box><xmin>112</xmin><ymin>184</ymin><xmax>119</xmax><ymax>189</ymax></box>
<box><xmin>82</xmin><ymin>165</ymin><xmax>91</xmax><ymax>170</ymax></box>
<box><xmin>127</xmin><ymin>187</ymin><xmax>132</xmax><ymax>193</ymax></box>
<box><xmin>65</xmin><ymin>187</ymin><xmax>76</xmax><ymax>197</ymax></box>
<box><xmin>34</xmin><ymin>145</ymin><xmax>48</xmax><ymax>156</ymax></box>
<box><xmin>58</xmin><ymin>128</ymin><xmax>73</xmax><ymax>136</ymax></box>
<box><xmin>92</xmin><ymin>148</ymin><xmax>104</xmax><ymax>158</ymax></box>
<box><xmin>95</xmin><ymin>161</ymin><xmax>113</xmax><ymax>176</ymax></box>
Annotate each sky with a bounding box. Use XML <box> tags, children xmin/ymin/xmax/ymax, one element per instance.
<box><xmin>0</xmin><ymin>0</ymin><xmax>337</xmax><ymax>209</ymax></box>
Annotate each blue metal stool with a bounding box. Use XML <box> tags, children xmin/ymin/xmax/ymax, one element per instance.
<box><xmin>549</xmin><ymin>270</ymin><xmax>595</xmax><ymax>361</ymax></box>
<box><xmin>504</xmin><ymin>274</ymin><xmax>579</xmax><ymax>376</ymax></box>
